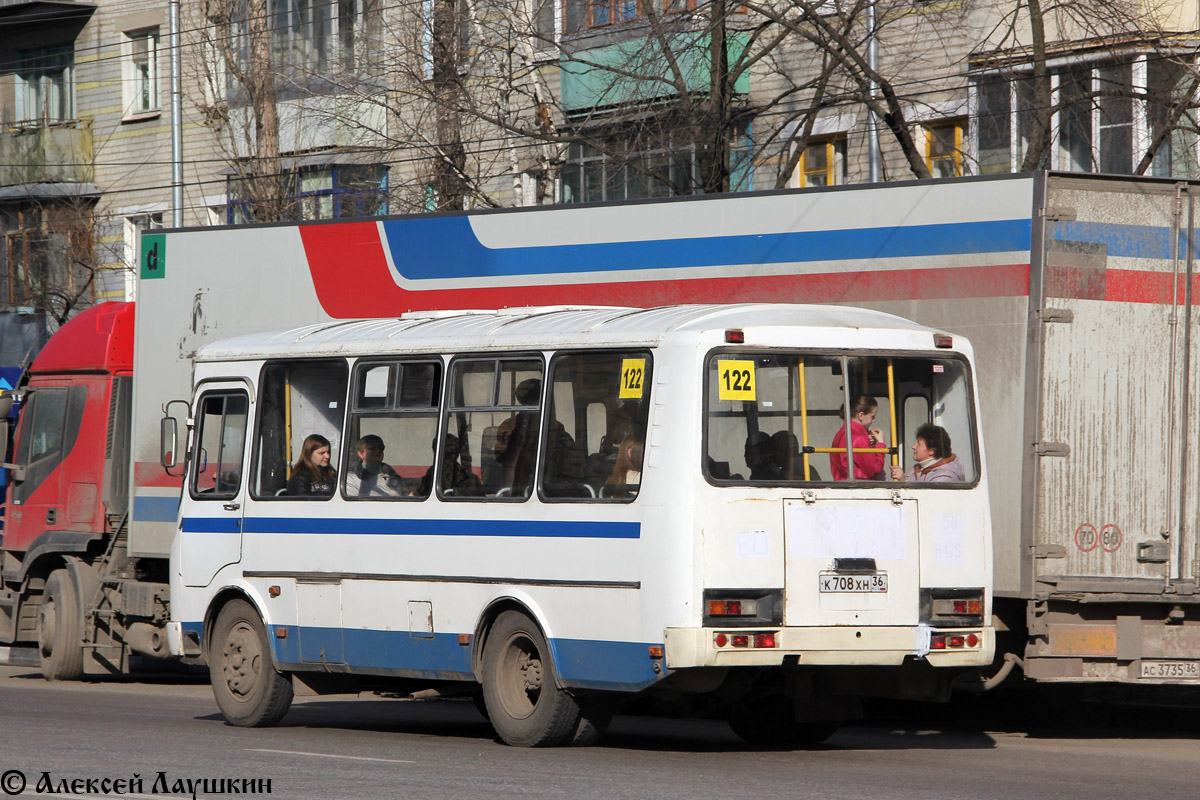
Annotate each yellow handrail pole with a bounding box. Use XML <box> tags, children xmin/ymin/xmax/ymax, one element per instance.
<box><xmin>798</xmin><ymin>359</ymin><xmax>811</xmax><ymax>481</ymax></box>
<box><xmin>887</xmin><ymin>358</ymin><xmax>899</xmax><ymax>480</ymax></box>
<box><xmin>284</xmin><ymin>369</ymin><xmax>293</xmax><ymax>478</ymax></box>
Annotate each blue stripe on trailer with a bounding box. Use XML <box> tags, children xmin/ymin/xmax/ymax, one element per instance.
<box><xmin>1049</xmin><ymin>220</ymin><xmax>1200</xmax><ymax>260</ymax></box>
<box><xmin>133</xmin><ymin>495</ymin><xmax>180</xmax><ymax>523</ymax></box>
<box><xmin>384</xmin><ymin>216</ymin><xmax>1035</xmax><ymax>280</ymax></box>
<box><xmin>180</xmin><ymin>516</ymin><xmax>640</xmax><ymax>539</ymax></box>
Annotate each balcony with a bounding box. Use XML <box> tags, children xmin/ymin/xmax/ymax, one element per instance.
<box><xmin>0</xmin><ymin>118</ymin><xmax>93</xmax><ymax>189</ymax></box>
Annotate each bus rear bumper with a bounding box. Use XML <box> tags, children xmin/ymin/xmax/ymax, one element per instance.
<box><xmin>663</xmin><ymin>625</ymin><xmax>995</xmax><ymax>668</ymax></box>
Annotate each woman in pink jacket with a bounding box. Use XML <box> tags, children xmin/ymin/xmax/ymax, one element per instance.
<box><xmin>830</xmin><ymin>395</ymin><xmax>887</xmax><ymax>481</ymax></box>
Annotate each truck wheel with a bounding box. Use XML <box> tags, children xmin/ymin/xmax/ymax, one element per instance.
<box><xmin>728</xmin><ymin>700</ymin><xmax>837</xmax><ymax>746</ymax></box>
<box><xmin>38</xmin><ymin>569</ymin><xmax>84</xmax><ymax>681</ymax></box>
<box><xmin>209</xmin><ymin>599</ymin><xmax>293</xmax><ymax>727</ymax></box>
<box><xmin>481</xmin><ymin>610</ymin><xmax>583</xmax><ymax>746</ymax></box>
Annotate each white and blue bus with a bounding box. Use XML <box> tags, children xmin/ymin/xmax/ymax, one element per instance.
<box><xmin>166</xmin><ymin>303</ymin><xmax>993</xmax><ymax>746</ymax></box>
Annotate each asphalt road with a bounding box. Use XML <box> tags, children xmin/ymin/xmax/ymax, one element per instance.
<box><xmin>0</xmin><ymin>664</ymin><xmax>1196</xmax><ymax>800</ymax></box>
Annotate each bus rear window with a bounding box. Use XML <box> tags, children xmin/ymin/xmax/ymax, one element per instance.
<box><xmin>705</xmin><ymin>352</ymin><xmax>978</xmax><ymax>486</ymax></box>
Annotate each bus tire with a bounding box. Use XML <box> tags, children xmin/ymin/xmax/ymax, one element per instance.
<box><xmin>728</xmin><ymin>701</ymin><xmax>837</xmax><ymax>746</ymax></box>
<box><xmin>209</xmin><ymin>599</ymin><xmax>293</xmax><ymax>727</ymax></box>
<box><xmin>38</xmin><ymin>569</ymin><xmax>84</xmax><ymax>681</ymax></box>
<box><xmin>482</xmin><ymin>610</ymin><xmax>582</xmax><ymax>747</ymax></box>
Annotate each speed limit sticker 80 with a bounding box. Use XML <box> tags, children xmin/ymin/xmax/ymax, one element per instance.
<box><xmin>1074</xmin><ymin>523</ymin><xmax>1123</xmax><ymax>553</ymax></box>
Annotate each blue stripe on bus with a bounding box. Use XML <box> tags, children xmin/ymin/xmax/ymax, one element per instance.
<box><xmin>181</xmin><ymin>517</ymin><xmax>639</xmax><ymax>539</ymax></box>
<box><xmin>181</xmin><ymin>517</ymin><xmax>241</xmax><ymax>533</ymax></box>
<box><xmin>133</xmin><ymin>495</ymin><xmax>180</xmax><ymax>524</ymax></box>
<box><xmin>383</xmin><ymin>216</ymin><xmax>1034</xmax><ymax>281</ymax></box>
<box><xmin>256</xmin><ymin>624</ymin><xmax>663</xmax><ymax>691</ymax></box>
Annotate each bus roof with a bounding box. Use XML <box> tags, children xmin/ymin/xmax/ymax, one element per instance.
<box><xmin>194</xmin><ymin>303</ymin><xmax>938</xmax><ymax>361</ymax></box>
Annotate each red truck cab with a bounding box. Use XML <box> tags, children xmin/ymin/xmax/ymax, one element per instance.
<box><xmin>0</xmin><ymin>302</ymin><xmax>136</xmax><ymax>674</ymax></box>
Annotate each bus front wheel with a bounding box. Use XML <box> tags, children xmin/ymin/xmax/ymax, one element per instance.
<box><xmin>38</xmin><ymin>569</ymin><xmax>84</xmax><ymax>681</ymax></box>
<box><xmin>482</xmin><ymin>610</ymin><xmax>583</xmax><ymax>746</ymax></box>
<box><xmin>209</xmin><ymin>599</ymin><xmax>293</xmax><ymax>727</ymax></box>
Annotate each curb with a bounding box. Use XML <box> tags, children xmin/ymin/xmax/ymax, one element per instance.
<box><xmin>0</xmin><ymin>646</ymin><xmax>39</xmax><ymax>667</ymax></box>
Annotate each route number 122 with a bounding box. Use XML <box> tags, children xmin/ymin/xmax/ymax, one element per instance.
<box><xmin>717</xmin><ymin>360</ymin><xmax>756</xmax><ymax>401</ymax></box>
<box><xmin>619</xmin><ymin>358</ymin><xmax>647</xmax><ymax>399</ymax></box>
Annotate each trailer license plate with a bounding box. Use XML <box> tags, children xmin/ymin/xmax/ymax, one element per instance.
<box><xmin>819</xmin><ymin>573</ymin><xmax>887</xmax><ymax>593</ymax></box>
<box><xmin>1139</xmin><ymin>661</ymin><xmax>1200</xmax><ymax>680</ymax></box>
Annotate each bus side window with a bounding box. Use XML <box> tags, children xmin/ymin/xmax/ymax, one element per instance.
<box><xmin>541</xmin><ymin>351</ymin><xmax>652</xmax><ymax>502</ymax></box>
<box><xmin>249</xmin><ymin>360</ymin><xmax>348</xmax><ymax>499</ymax></box>
<box><xmin>344</xmin><ymin>360</ymin><xmax>442</xmax><ymax>500</ymax></box>
<box><xmin>444</xmin><ymin>357</ymin><xmax>542</xmax><ymax>500</ymax></box>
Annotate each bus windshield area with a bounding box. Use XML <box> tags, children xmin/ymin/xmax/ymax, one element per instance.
<box><xmin>705</xmin><ymin>352</ymin><xmax>978</xmax><ymax>486</ymax></box>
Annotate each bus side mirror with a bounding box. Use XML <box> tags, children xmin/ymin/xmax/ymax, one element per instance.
<box><xmin>160</xmin><ymin>416</ymin><xmax>178</xmax><ymax>469</ymax></box>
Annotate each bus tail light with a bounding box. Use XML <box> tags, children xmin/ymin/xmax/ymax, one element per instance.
<box><xmin>714</xmin><ymin>631</ymin><xmax>780</xmax><ymax>649</ymax></box>
<box><xmin>930</xmin><ymin>632</ymin><xmax>981</xmax><ymax>651</ymax></box>
<box><xmin>703</xmin><ymin>590</ymin><xmax>782</xmax><ymax>627</ymax></box>
<box><xmin>708</xmin><ymin>598</ymin><xmax>757</xmax><ymax>617</ymax></box>
<box><xmin>725</xmin><ymin>330</ymin><xmax>745</xmax><ymax>343</ymax></box>
<box><xmin>934</xmin><ymin>333</ymin><xmax>953</xmax><ymax>348</ymax></box>
<box><xmin>926</xmin><ymin>589</ymin><xmax>986</xmax><ymax>626</ymax></box>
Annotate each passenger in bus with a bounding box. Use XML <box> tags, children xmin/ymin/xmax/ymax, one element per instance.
<box><xmin>604</xmin><ymin>435</ymin><xmax>644</xmax><ymax>497</ymax></box>
<box><xmin>771</xmin><ymin>430</ymin><xmax>811</xmax><ymax>480</ymax></box>
<box><xmin>890</xmin><ymin>423</ymin><xmax>965</xmax><ymax>482</ymax></box>
<box><xmin>286</xmin><ymin>434</ymin><xmax>337</xmax><ymax>496</ymax></box>
<box><xmin>346</xmin><ymin>434</ymin><xmax>403</xmax><ymax>497</ymax></box>
<box><xmin>829</xmin><ymin>395</ymin><xmax>887</xmax><ymax>481</ymax></box>
<box><xmin>494</xmin><ymin>378</ymin><xmax>542</xmax><ymax>495</ymax></box>
<box><xmin>745</xmin><ymin>431</ymin><xmax>785</xmax><ymax>480</ymax></box>
<box><xmin>419</xmin><ymin>434</ymin><xmax>482</xmax><ymax>497</ymax></box>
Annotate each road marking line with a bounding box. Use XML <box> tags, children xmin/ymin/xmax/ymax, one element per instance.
<box><xmin>247</xmin><ymin>748</ymin><xmax>415</xmax><ymax>764</ymax></box>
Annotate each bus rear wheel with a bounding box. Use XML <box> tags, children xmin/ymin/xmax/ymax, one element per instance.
<box><xmin>38</xmin><ymin>569</ymin><xmax>84</xmax><ymax>681</ymax></box>
<box><xmin>482</xmin><ymin>610</ymin><xmax>584</xmax><ymax>747</ymax></box>
<box><xmin>209</xmin><ymin>599</ymin><xmax>293</xmax><ymax>727</ymax></box>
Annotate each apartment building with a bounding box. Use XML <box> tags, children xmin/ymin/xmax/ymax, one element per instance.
<box><xmin>1</xmin><ymin>0</ymin><xmax>1197</xmax><ymax>321</ymax></box>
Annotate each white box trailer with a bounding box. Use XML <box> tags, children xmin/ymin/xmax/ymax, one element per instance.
<box><xmin>133</xmin><ymin>170</ymin><xmax>1199</xmax><ymax>686</ymax></box>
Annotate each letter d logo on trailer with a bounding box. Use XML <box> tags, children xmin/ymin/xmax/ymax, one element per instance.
<box><xmin>141</xmin><ymin>233</ymin><xmax>166</xmax><ymax>280</ymax></box>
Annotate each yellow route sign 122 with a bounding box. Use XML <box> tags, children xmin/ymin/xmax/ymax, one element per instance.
<box><xmin>717</xmin><ymin>360</ymin><xmax>756</xmax><ymax>401</ymax></box>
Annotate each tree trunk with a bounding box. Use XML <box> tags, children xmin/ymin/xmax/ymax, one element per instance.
<box><xmin>432</xmin><ymin>0</ymin><xmax>468</xmax><ymax>210</ymax></box>
<box><xmin>699</xmin><ymin>1</ymin><xmax>732</xmax><ymax>194</ymax></box>
<box><xmin>1020</xmin><ymin>0</ymin><xmax>1052</xmax><ymax>172</ymax></box>
<box><xmin>247</xmin><ymin>0</ymin><xmax>282</xmax><ymax>220</ymax></box>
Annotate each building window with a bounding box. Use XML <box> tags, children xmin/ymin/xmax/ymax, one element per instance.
<box><xmin>124</xmin><ymin>30</ymin><xmax>159</xmax><ymax>117</ymax></box>
<box><xmin>226</xmin><ymin>164</ymin><xmax>389</xmax><ymax>223</ymax></box>
<box><xmin>971</xmin><ymin>57</ymin><xmax>1196</xmax><ymax>178</ymax></box>
<box><xmin>224</xmin><ymin>0</ymin><xmax>382</xmax><ymax>99</ymax></box>
<box><xmin>564</xmin><ymin>0</ymin><xmax>696</xmax><ymax>34</ymax></box>
<box><xmin>926</xmin><ymin>120</ymin><xmax>963</xmax><ymax>178</ymax></box>
<box><xmin>1057</xmin><ymin>65</ymin><xmax>1093</xmax><ymax>172</ymax></box>
<box><xmin>976</xmin><ymin>79</ymin><xmax>1010</xmax><ymax>175</ymax></box>
<box><xmin>16</xmin><ymin>45</ymin><xmax>74</xmax><ymax>123</ymax></box>
<box><xmin>1097</xmin><ymin>63</ymin><xmax>1133</xmax><ymax>174</ymax></box>
<box><xmin>1147</xmin><ymin>60</ymin><xmax>1198</xmax><ymax>179</ymax></box>
<box><xmin>124</xmin><ymin>214</ymin><xmax>163</xmax><ymax>300</ymax></box>
<box><xmin>797</xmin><ymin>138</ymin><xmax>846</xmax><ymax>187</ymax></box>
<box><xmin>561</xmin><ymin>125</ymin><xmax>751</xmax><ymax>203</ymax></box>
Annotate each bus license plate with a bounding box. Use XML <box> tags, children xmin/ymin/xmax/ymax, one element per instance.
<box><xmin>819</xmin><ymin>573</ymin><xmax>888</xmax><ymax>593</ymax></box>
<box><xmin>1139</xmin><ymin>660</ymin><xmax>1200</xmax><ymax>680</ymax></box>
